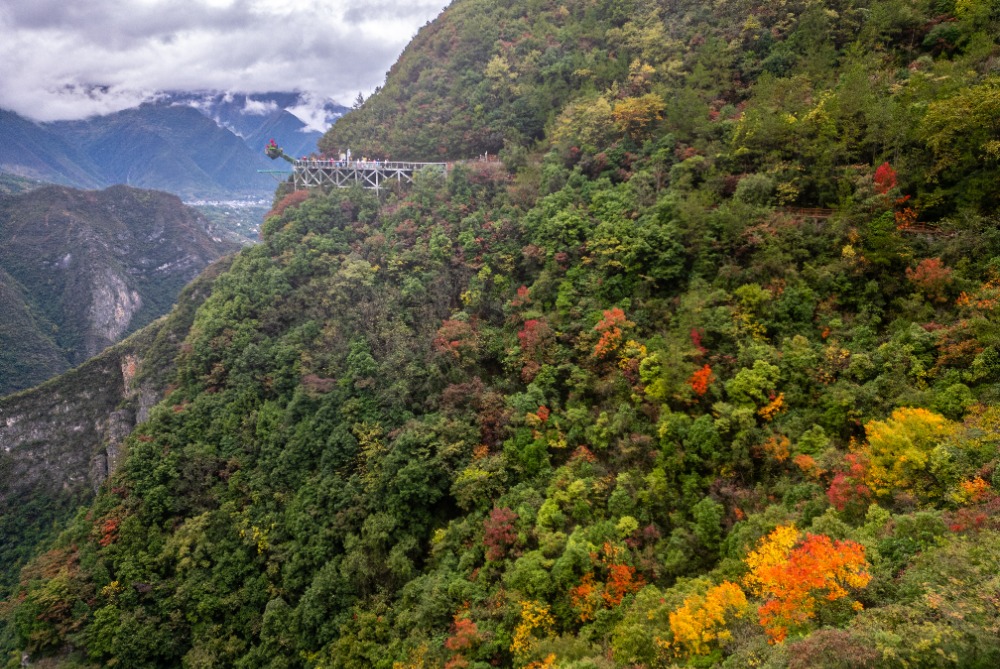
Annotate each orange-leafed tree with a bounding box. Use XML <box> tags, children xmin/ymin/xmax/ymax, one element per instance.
<box><xmin>592</xmin><ymin>308</ymin><xmax>634</xmax><ymax>358</ymax></box>
<box><xmin>569</xmin><ymin>543</ymin><xmax>645</xmax><ymax>621</ymax></box>
<box><xmin>569</xmin><ymin>572</ymin><xmax>601</xmax><ymax>622</ymax></box>
<box><xmin>444</xmin><ymin>610</ymin><xmax>482</xmax><ymax>668</ymax></box>
<box><xmin>744</xmin><ymin>526</ymin><xmax>871</xmax><ymax>643</ymax></box>
<box><xmin>524</xmin><ymin>654</ymin><xmax>558</xmax><ymax>669</ymax></box>
<box><xmin>906</xmin><ymin>257</ymin><xmax>954</xmax><ymax>303</ymax></box>
<box><xmin>689</xmin><ymin>364</ymin><xmax>715</xmax><ymax>396</ymax></box>
<box><xmin>604</xmin><ymin>561</ymin><xmax>643</xmax><ymax>607</ymax></box>
<box><xmin>761</xmin><ymin>435</ymin><xmax>791</xmax><ymax>463</ymax></box>
<box><xmin>758</xmin><ymin>392</ymin><xmax>786</xmax><ymax>421</ymax></box>
<box><xmin>445</xmin><ymin>613</ymin><xmax>480</xmax><ymax>652</ymax></box>
<box><xmin>265</xmin><ymin>189</ymin><xmax>310</xmax><ymax>220</ymax></box>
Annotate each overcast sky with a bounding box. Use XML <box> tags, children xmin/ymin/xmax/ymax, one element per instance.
<box><xmin>0</xmin><ymin>0</ymin><xmax>450</xmax><ymax>123</ymax></box>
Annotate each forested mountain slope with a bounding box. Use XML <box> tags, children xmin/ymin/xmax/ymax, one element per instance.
<box><xmin>0</xmin><ymin>258</ymin><xmax>231</xmax><ymax>610</ymax></box>
<box><xmin>4</xmin><ymin>0</ymin><xmax>1000</xmax><ymax>667</ymax></box>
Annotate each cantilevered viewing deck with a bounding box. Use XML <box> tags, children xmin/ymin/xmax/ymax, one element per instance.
<box><xmin>293</xmin><ymin>159</ymin><xmax>448</xmax><ymax>192</ymax></box>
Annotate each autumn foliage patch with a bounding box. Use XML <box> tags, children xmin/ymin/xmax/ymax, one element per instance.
<box><xmin>744</xmin><ymin>526</ymin><xmax>871</xmax><ymax>643</ymax></box>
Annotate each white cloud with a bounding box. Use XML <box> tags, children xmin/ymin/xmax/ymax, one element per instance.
<box><xmin>243</xmin><ymin>98</ymin><xmax>278</xmax><ymax>115</ymax></box>
<box><xmin>285</xmin><ymin>91</ymin><xmax>344</xmax><ymax>132</ymax></box>
<box><xmin>0</xmin><ymin>0</ymin><xmax>449</xmax><ymax>121</ymax></box>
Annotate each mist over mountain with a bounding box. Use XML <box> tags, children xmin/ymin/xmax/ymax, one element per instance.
<box><xmin>163</xmin><ymin>91</ymin><xmax>348</xmax><ymax>156</ymax></box>
<box><xmin>0</xmin><ymin>172</ymin><xmax>43</xmax><ymax>196</ymax></box>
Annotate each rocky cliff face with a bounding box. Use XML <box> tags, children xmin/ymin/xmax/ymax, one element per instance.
<box><xmin>0</xmin><ymin>185</ymin><xmax>241</xmax><ymax>395</ymax></box>
<box><xmin>0</xmin><ymin>343</ymin><xmax>150</xmax><ymax>504</ymax></box>
<box><xmin>86</xmin><ymin>269</ymin><xmax>145</xmax><ymax>356</ymax></box>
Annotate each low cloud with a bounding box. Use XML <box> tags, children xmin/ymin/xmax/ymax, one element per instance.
<box><xmin>286</xmin><ymin>92</ymin><xmax>344</xmax><ymax>132</ymax></box>
<box><xmin>243</xmin><ymin>99</ymin><xmax>279</xmax><ymax>115</ymax></box>
<box><xmin>0</xmin><ymin>0</ymin><xmax>448</xmax><ymax>122</ymax></box>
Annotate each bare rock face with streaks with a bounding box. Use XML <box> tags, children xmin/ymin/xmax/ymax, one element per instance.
<box><xmin>86</xmin><ymin>270</ymin><xmax>145</xmax><ymax>356</ymax></box>
<box><xmin>0</xmin><ymin>344</ymin><xmax>142</xmax><ymax>504</ymax></box>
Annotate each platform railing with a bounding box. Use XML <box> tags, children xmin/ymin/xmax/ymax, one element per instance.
<box><xmin>292</xmin><ymin>159</ymin><xmax>448</xmax><ymax>191</ymax></box>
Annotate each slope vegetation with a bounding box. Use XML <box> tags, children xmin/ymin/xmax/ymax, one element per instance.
<box><xmin>0</xmin><ymin>258</ymin><xmax>232</xmax><ymax>607</ymax></box>
<box><xmin>5</xmin><ymin>0</ymin><xmax>1000</xmax><ymax>667</ymax></box>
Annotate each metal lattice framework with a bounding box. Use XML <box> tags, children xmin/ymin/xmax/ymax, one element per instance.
<box><xmin>293</xmin><ymin>160</ymin><xmax>448</xmax><ymax>192</ymax></box>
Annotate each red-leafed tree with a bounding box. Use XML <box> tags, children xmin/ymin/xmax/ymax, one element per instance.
<box><xmin>906</xmin><ymin>257</ymin><xmax>953</xmax><ymax>303</ymax></box>
<box><xmin>433</xmin><ymin>319</ymin><xmax>479</xmax><ymax>361</ymax></box>
<box><xmin>518</xmin><ymin>318</ymin><xmax>555</xmax><ymax>381</ymax></box>
<box><xmin>873</xmin><ymin>162</ymin><xmax>897</xmax><ymax>194</ymax></box>
<box><xmin>483</xmin><ymin>507</ymin><xmax>519</xmax><ymax>561</ymax></box>
<box><xmin>826</xmin><ymin>453</ymin><xmax>872</xmax><ymax>514</ymax></box>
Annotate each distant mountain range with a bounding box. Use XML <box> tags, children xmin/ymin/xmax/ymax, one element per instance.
<box><xmin>0</xmin><ymin>92</ymin><xmax>347</xmax><ymax>200</ymax></box>
<box><xmin>166</xmin><ymin>91</ymin><xmax>346</xmax><ymax>159</ymax></box>
<box><xmin>0</xmin><ymin>184</ymin><xmax>240</xmax><ymax>395</ymax></box>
